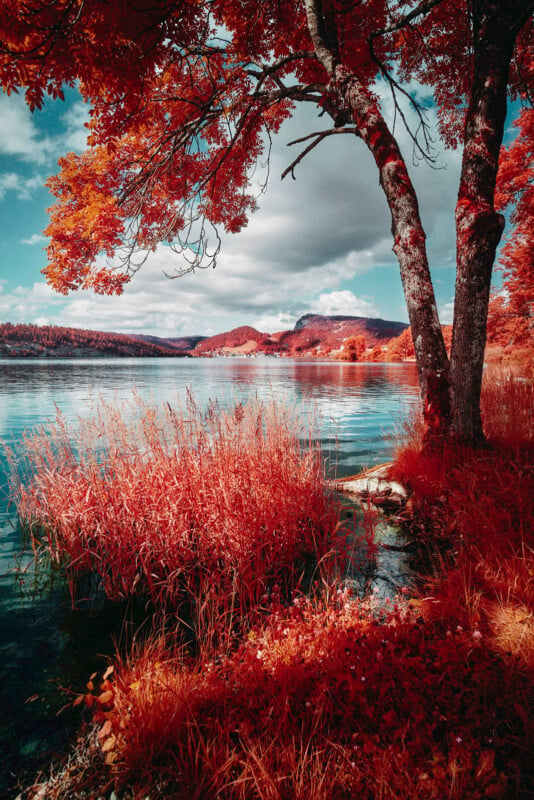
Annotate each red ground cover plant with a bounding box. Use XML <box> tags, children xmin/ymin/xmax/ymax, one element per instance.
<box><xmin>32</xmin><ymin>593</ymin><xmax>532</xmax><ymax>799</ymax></box>
<box><xmin>7</xmin><ymin>394</ymin><xmax>343</xmax><ymax>632</ymax></box>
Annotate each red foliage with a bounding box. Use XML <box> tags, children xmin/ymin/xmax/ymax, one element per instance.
<box><xmin>391</xmin><ymin>369</ymin><xmax>534</xmax><ymax>655</ymax></box>
<box><xmin>62</xmin><ymin>594</ymin><xmax>533</xmax><ymax>799</ymax></box>
<box><xmin>385</xmin><ymin>326</ymin><xmax>452</xmax><ymax>362</ymax></box>
<box><xmin>488</xmin><ymin>108</ymin><xmax>534</xmax><ymax>355</ymax></box>
<box><xmin>341</xmin><ymin>333</ymin><xmax>367</xmax><ymax>361</ymax></box>
<box><xmin>386</xmin><ymin>327</ymin><xmax>415</xmax><ymax>362</ymax></box>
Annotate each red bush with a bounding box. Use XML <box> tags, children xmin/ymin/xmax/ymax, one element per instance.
<box><xmin>391</xmin><ymin>370</ymin><xmax>534</xmax><ymax>665</ymax></box>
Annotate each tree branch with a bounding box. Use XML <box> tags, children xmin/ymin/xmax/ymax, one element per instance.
<box><xmin>366</xmin><ymin>3</ymin><xmax>443</xmax><ymax>166</ymax></box>
<box><xmin>367</xmin><ymin>39</ymin><xmax>439</xmax><ymax>165</ymax></box>
<box><xmin>304</xmin><ymin>0</ymin><xmax>339</xmax><ymax>76</ymax></box>
<box><xmin>246</xmin><ymin>51</ymin><xmax>316</xmax><ymax>77</ymax></box>
<box><xmin>281</xmin><ymin>127</ymin><xmax>359</xmax><ymax>180</ymax></box>
<box><xmin>369</xmin><ymin>0</ymin><xmax>446</xmax><ymax>40</ymax></box>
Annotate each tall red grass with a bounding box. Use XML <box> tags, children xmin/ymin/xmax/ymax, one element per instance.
<box><xmin>7</xmin><ymin>393</ymin><xmax>343</xmax><ymax>627</ymax></box>
<box><xmin>391</xmin><ymin>369</ymin><xmax>534</xmax><ymax>666</ymax></box>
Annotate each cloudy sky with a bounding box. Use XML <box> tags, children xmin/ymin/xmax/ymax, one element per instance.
<box><xmin>0</xmin><ymin>81</ymin><xmax>511</xmax><ymax>338</ymax></box>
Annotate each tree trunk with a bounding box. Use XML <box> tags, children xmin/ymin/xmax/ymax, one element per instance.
<box><xmin>304</xmin><ymin>0</ymin><xmax>451</xmax><ymax>443</ymax></box>
<box><xmin>451</xmin><ymin>0</ymin><xmax>520</xmax><ymax>443</ymax></box>
<box><xmin>338</xmin><ymin>68</ymin><xmax>452</xmax><ymax>442</ymax></box>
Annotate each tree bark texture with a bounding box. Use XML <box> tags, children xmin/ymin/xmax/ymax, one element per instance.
<box><xmin>305</xmin><ymin>0</ymin><xmax>451</xmax><ymax>442</ymax></box>
<box><xmin>451</xmin><ymin>0</ymin><xmax>519</xmax><ymax>442</ymax></box>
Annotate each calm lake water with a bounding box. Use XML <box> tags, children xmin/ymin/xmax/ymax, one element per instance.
<box><xmin>0</xmin><ymin>357</ymin><xmax>419</xmax><ymax>798</ymax></box>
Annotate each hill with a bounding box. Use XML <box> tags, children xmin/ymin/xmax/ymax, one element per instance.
<box><xmin>0</xmin><ymin>315</ymin><xmax>413</xmax><ymax>361</ymax></box>
<box><xmin>0</xmin><ymin>323</ymin><xmax>187</xmax><ymax>358</ymax></box>
<box><xmin>131</xmin><ymin>334</ymin><xmax>208</xmax><ymax>352</ymax></box>
<box><xmin>193</xmin><ymin>315</ymin><xmax>409</xmax><ymax>359</ymax></box>
<box><xmin>294</xmin><ymin>314</ymin><xmax>408</xmax><ymax>338</ymax></box>
<box><xmin>194</xmin><ymin>326</ymin><xmax>270</xmax><ymax>356</ymax></box>
<box><xmin>274</xmin><ymin>314</ymin><xmax>409</xmax><ymax>358</ymax></box>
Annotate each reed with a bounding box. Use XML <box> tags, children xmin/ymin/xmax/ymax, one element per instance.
<box><xmin>7</xmin><ymin>393</ymin><xmax>343</xmax><ymax>637</ymax></box>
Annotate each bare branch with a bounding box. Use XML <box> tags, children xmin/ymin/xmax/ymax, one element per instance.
<box><xmin>247</xmin><ymin>51</ymin><xmax>316</xmax><ymax>77</ymax></box>
<box><xmin>368</xmin><ymin>40</ymin><xmax>440</xmax><ymax>166</ymax></box>
<box><xmin>369</xmin><ymin>0</ymin><xmax>446</xmax><ymax>40</ymax></box>
<box><xmin>286</xmin><ymin>127</ymin><xmax>358</xmax><ymax>147</ymax></box>
<box><xmin>366</xmin><ymin>10</ymin><xmax>441</xmax><ymax>166</ymax></box>
<box><xmin>282</xmin><ymin>127</ymin><xmax>359</xmax><ymax>180</ymax></box>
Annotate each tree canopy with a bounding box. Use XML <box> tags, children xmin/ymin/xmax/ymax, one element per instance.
<box><xmin>0</xmin><ymin>0</ymin><xmax>532</xmax><ymax>443</ymax></box>
<box><xmin>489</xmin><ymin>107</ymin><xmax>534</xmax><ymax>353</ymax></box>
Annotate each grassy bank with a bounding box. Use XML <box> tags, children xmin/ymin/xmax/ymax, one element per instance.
<box><xmin>10</xmin><ymin>376</ymin><xmax>534</xmax><ymax>799</ymax></box>
<box><xmin>391</xmin><ymin>368</ymin><xmax>534</xmax><ymax>665</ymax></box>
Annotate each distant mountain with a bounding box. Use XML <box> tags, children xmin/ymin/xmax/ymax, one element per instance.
<box><xmin>194</xmin><ymin>326</ymin><xmax>268</xmax><ymax>355</ymax></box>
<box><xmin>0</xmin><ymin>323</ymin><xmax>187</xmax><ymax>358</ymax></box>
<box><xmin>268</xmin><ymin>315</ymin><xmax>407</xmax><ymax>358</ymax></box>
<box><xmin>294</xmin><ymin>314</ymin><xmax>408</xmax><ymax>338</ymax></box>
<box><xmin>131</xmin><ymin>334</ymin><xmax>208</xmax><ymax>352</ymax></box>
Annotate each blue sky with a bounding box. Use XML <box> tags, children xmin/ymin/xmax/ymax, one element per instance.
<box><xmin>0</xmin><ymin>82</ymin><xmax>509</xmax><ymax>338</ymax></box>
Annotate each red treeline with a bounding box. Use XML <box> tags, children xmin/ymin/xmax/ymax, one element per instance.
<box><xmin>0</xmin><ymin>322</ymin><xmax>178</xmax><ymax>357</ymax></box>
<box><xmin>333</xmin><ymin>326</ymin><xmax>453</xmax><ymax>363</ymax></box>
<box><xmin>487</xmin><ymin>106</ymin><xmax>534</xmax><ymax>369</ymax></box>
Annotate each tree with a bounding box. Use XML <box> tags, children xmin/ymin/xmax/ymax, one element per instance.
<box><xmin>487</xmin><ymin>107</ymin><xmax>534</xmax><ymax>352</ymax></box>
<box><xmin>386</xmin><ymin>328</ymin><xmax>415</xmax><ymax>362</ymax></box>
<box><xmin>342</xmin><ymin>334</ymin><xmax>367</xmax><ymax>362</ymax></box>
<box><xmin>0</xmin><ymin>0</ymin><xmax>532</xmax><ymax>445</ymax></box>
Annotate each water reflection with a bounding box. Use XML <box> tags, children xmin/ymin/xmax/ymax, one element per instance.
<box><xmin>0</xmin><ymin>358</ymin><xmax>420</xmax><ymax>472</ymax></box>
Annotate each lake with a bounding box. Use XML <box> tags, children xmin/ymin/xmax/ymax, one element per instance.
<box><xmin>0</xmin><ymin>357</ymin><xmax>420</xmax><ymax>798</ymax></box>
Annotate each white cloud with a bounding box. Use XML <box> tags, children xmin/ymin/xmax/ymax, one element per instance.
<box><xmin>60</xmin><ymin>101</ymin><xmax>90</xmax><ymax>152</ymax></box>
<box><xmin>20</xmin><ymin>233</ymin><xmax>47</xmax><ymax>246</ymax></box>
<box><xmin>0</xmin><ymin>281</ymin><xmax>63</xmax><ymax>322</ymax></box>
<box><xmin>254</xmin><ymin>311</ymin><xmax>299</xmax><ymax>332</ymax></box>
<box><xmin>0</xmin><ymin>94</ymin><xmax>56</xmax><ymax>164</ymax></box>
<box><xmin>314</xmin><ymin>290</ymin><xmax>378</xmax><ymax>318</ymax></box>
<box><xmin>0</xmin><ymin>256</ymin><xmax>379</xmax><ymax>337</ymax></box>
<box><xmin>439</xmin><ymin>301</ymin><xmax>454</xmax><ymax>325</ymax></box>
<box><xmin>0</xmin><ymin>92</ymin><xmax>90</xmax><ymax>162</ymax></box>
<box><xmin>0</xmin><ymin>172</ymin><xmax>44</xmax><ymax>201</ymax></box>
<box><xmin>0</xmin><ymin>173</ymin><xmax>22</xmax><ymax>199</ymax></box>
